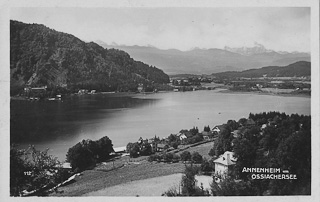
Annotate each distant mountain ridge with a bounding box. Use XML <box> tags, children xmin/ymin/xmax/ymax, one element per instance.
<box><xmin>10</xmin><ymin>20</ymin><xmax>169</xmax><ymax>94</ymax></box>
<box><xmin>211</xmin><ymin>61</ymin><xmax>311</xmax><ymax>79</ymax></box>
<box><xmin>96</xmin><ymin>41</ymin><xmax>310</xmax><ymax>75</ymax></box>
<box><xmin>224</xmin><ymin>42</ymin><xmax>310</xmax><ymax>56</ymax></box>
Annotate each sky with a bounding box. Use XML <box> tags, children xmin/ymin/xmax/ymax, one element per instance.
<box><xmin>10</xmin><ymin>7</ymin><xmax>310</xmax><ymax>52</ymax></box>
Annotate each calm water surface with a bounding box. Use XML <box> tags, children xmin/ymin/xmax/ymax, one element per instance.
<box><xmin>10</xmin><ymin>90</ymin><xmax>310</xmax><ymax>160</ymax></box>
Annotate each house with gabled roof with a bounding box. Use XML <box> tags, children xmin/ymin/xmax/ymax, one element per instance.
<box><xmin>231</xmin><ymin>130</ymin><xmax>241</xmax><ymax>138</ymax></box>
<box><xmin>212</xmin><ymin>125</ymin><xmax>224</xmax><ymax>134</ymax></box>
<box><xmin>213</xmin><ymin>151</ymin><xmax>237</xmax><ymax>177</ymax></box>
<box><xmin>202</xmin><ymin>131</ymin><xmax>214</xmax><ymax>140</ymax></box>
<box><xmin>246</xmin><ymin>118</ymin><xmax>256</xmax><ymax>126</ymax></box>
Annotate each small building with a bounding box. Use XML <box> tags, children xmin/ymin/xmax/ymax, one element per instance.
<box><xmin>137</xmin><ymin>84</ymin><xmax>144</xmax><ymax>92</ymax></box>
<box><xmin>61</xmin><ymin>162</ymin><xmax>72</xmax><ymax>170</ymax></box>
<box><xmin>212</xmin><ymin>125</ymin><xmax>223</xmax><ymax>134</ymax></box>
<box><xmin>156</xmin><ymin>143</ymin><xmax>167</xmax><ymax>152</ymax></box>
<box><xmin>138</xmin><ymin>137</ymin><xmax>144</xmax><ymax>144</ymax></box>
<box><xmin>213</xmin><ymin>151</ymin><xmax>237</xmax><ymax>177</ymax></box>
<box><xmin>78</xmin><ymin>89</ymin><xmax>88</xmax><ymax>94</ymax></box>
<box><xmin>202</xmin><ymin>131</ymin><xmax>214</xmax><ymax>140</ymax></box>
<box><xmin>231</xmin><ymin>130</ymin><xmax>241</xmax><ymax>138</ymax></box>
<box><xmin>114</xmin><ymin>146</ymin><xmax>127</xmax><ymax>154</ymax></box>
<box><xmin>246</xmin><ymin>119</ymin><xmax>256</xmax><ymax>126</ymax></box>
<box><xmin>180</xmin><ymin>134</ymin><xmax>187</xmax><ymax>141</ymax></box>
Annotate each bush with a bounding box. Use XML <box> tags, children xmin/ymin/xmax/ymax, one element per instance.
<box><xmin>201</xmin><ymin>158</ymin><xmax>214</xmax><ymax>175</ymax></box>
<box><xmin>191</xmin><ymin>152</ymin><xmax>203</xmax><ymax>164</ymax></box>
<box><xmin>148</xmin><ymin>154</ymin><xmax>160</xmax><ymax>162</ymax></box>
<box><xmin>163</xmin><ymin>152</ymin><xmax>174</xmax><ymax>162</ymax></box>
<box><xmin>171</xmin><ymin>142</ymin><xmax>179</xmax><ymax>149</ymax></box>
<box><xmin>162</xmin><ymin>186</ymin><xmax>180</xmax><ymax>196</ymax></box>
<box><xmin>172</xmin><ymin>154</ymin><xmax>180</xmax><ymax>163</ymax></box>
<box><xmin>180</xmin><ymin>151</ymin><xmax>191</xmax><ymax>162</ymax></box>
<box><xmin>127</xmin><ymin>142</ymin><xmax>140</xmax><ymax>158</ymax></box>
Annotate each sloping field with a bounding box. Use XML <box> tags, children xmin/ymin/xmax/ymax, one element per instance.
<box><xmin>84</xmin><ymin>173</ymin><xmax>184</xmax><ymax>196</ymax></box>
<box><xmin>84</xmin><ymin>174</ymin><xmax>213</xmax><ymax>196</ymax></box>
<box><xmin>50</xmin><ymin>141</ymin><xmax>214</xmax><ymax>196</ymax></box>
<box><xmin>176</xmin><ymin>141</ymin><xmax>214</xmax><ymax>159</ymax></box>
<box><xmin>50</xmin><ymin>161</ymin><xmax>185</xmax><ymax>196</ymax></box>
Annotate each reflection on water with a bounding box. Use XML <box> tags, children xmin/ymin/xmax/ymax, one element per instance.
<box><xmin>10</xmin><ymin>91</ymin><xmax>310</xmax><ymax>160</ymax></box>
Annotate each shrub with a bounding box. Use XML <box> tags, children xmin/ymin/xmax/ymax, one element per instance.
<box><xmin>163</xmin><ymin>152</ymin><xmax>174</xmax><ymax>162</ymax></box>
<box><xmin>148</xmin><ymin>154</ymin><xmax>160</xmax><ymax>162</ymax></box>
<box><xmin>172</xmin><ymin>154</ymin><xmax>180</xmax><ymax>163</ymax></box>
<box><xmin>180</xmin><ymin>151</ymin><xmax>191</xmax><ymax>162</ymax></box>
<box><xmin>191</xmin><ymin>152</ymin><xmax>203</xmax><ymax>164</ymax></box>
<box><xmin>201</xmin><ymin>158</ymin><xmax>214</xmax><ymax>175</ymax></box>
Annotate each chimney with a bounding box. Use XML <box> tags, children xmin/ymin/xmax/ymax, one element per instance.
<box><xmin>227</xmin><ymin>153</ymin><xmax>230</xmax><ymax>163</ymax></box>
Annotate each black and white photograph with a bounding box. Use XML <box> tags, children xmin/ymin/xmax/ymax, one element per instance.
<box><xmin>1</xmin><ymin>0</ymin><xmax>319</xmax><ymax>200</ymax></box>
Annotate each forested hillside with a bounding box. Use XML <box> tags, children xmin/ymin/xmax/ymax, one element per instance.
<box><xmin>10</xmin><ymin>20</ymin><xmax>169</xmax><ymax>95</ymax></box>
<box><xmin>212</xmin><ymin>61</ymin><xmax>311</xmax><ymax>79</ymax></box>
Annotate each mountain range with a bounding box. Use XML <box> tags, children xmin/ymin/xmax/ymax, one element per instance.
<box><xmin>212</xmin><ymin>61</ymin><xmax>311</xmax><ymax>79</ymax></box>
<box><xmin>10</xmin><ymin>21</ymin><xmax>169</xmax><ymax>95</ymax></box>
<box><xmin>96</xmin><ymin>41</ymin><xmax>310</xmax><ymax>75</ymax></box>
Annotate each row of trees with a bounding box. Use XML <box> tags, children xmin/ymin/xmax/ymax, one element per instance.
<box><xmin>148</xmin><ymin>151</ymin><xmax>204</xmax><ymax>164</ymax></box>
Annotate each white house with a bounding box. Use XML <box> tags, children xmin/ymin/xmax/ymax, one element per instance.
<box><xmin>213</xmin><ymin>151</ymin><xmax>237</xmax><ymax>177</ymax></box>
<box><xmin>212</xmin><ymin>125</ymin><xmax>223</xmax><ymax>133</ymax></box>
<box><xmin>178</xmin><ymin>134</ymin><xmax>187</xmax><ymax>141</ymax></box>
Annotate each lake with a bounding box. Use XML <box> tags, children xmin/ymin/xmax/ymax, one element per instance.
<box><xmin>10</xmin><ymin>90</ymin><xmax>310</xmax><ymax>161</ymax></box>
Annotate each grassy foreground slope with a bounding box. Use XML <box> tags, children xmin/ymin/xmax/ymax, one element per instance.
<box><xmin>50</xmin><ymin>141</ymin><xmax>214</xmax><ymax>196</ymax></box>
<box><xmin>50</xmin><ymin>161</ymin><xmax>184</xmax><ymax>196</ymax></box>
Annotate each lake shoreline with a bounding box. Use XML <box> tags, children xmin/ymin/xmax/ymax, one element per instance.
<box><xmin>217</xmin><ymin>89</ymin><xmax>311</xmax><ymax>98</ymax></box>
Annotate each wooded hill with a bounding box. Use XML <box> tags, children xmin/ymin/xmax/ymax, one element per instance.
<box><xmin>10</xmin><ymin>20</ymin><xmax>169</xmax><ymax>95</ymax></box>
<box><xmin>212</xmin><ymin>61</ymin><xmax>311</xmax><ymax>79</ymax></box>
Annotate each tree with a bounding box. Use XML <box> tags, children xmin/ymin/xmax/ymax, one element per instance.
<box><xmin>202</xmin><ymin>158</ymin><xmax>215</xmax><ymax>175</ymax></box>
<box><xmin>238</xmin><ymin>118</ymin><xmax>247</xmax><ymax>126</ymax></box>
<box><xmin>190</xmin><ymin>127</ymin><xmax>199</xmax><ymax>135</ymax></box>
<box><xmin>66</xmin><ymin>142</ymin><xmax>96</xmax><ymax>171</ymax></box>
<box><xmin>210</xmin><ymin>174</ymin><xmax>257</xmax><ymax>196</ymax></box>
<box><xmin>227</xmin><ymin>120</ymin><xmax>239</xmax><ymax>130</ymax></box>
<box><xmin>140</xmin><ymin>142</ymin><xmax>152</xmax><ymax>156</ymax></box>
<box><xmin>10</xmin><ymin>145</ymin><xmax>63</xmax><ymax>196</ymax></box>
<box><xmin>180</xmin><ymin>151</ymin><xmax>191</xmax><ymax>162</ymax></box>
<box><xmin>180</xmin><ymin>164</ymin><xmax>207</xmax><ymax>196</ymax></box>
<box><xmin>204</xmin><ymin>125</ymin><xmax>211</xmax><ymax>132</ymax></box>
<box><xmin>181</xmin><ymin>164</ymin><xmax>197</xmax><ymax>195</ymax></box>
<box><xmin>208</xmin><ymin>147</ymin><xmax>215</xmax><ymax>157</ymax></box>
<box><xmin>95</xmin><ymin>136</ymin><xmax>114</xmax><ymax>160</ymax></box>
<box><xmin>171</xmin><ymin>141</ymin><xmax>179</xmax><ymax>149</ymax></box>
<box><xmin>66</xmin><ymin>136</ymin><xmax>114</xmax><ymax>171</ymax></box>
<box><xmin>10</xmin><ymin>145</ymin><xmax>28</xmax><ymax>196</ymax></box>
<box><xmin>163</xmin><ymin>152</ymin><xmax>174</xmax><ymax>162</ymax></box>
<box><xmin>128</xmin><ymin>142</ymin><xmax>140</xmax><ymax>158</ymax></box>
<box><xmin>191</xmin><ymin>152</ymin><xmax>203</xmax><ymax>164</ymax></box>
